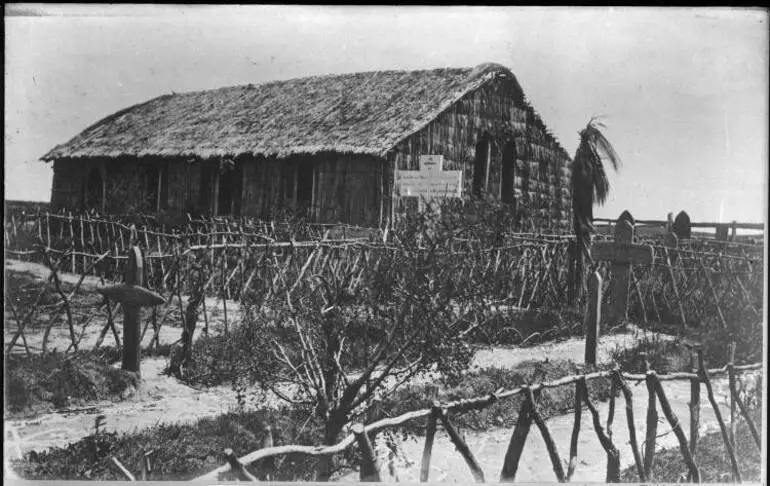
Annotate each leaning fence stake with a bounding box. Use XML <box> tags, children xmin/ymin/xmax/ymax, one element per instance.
<box><xmin>500</xmin><ymin>393</ymin><xmax>534</xmax><ymax>482</ymax></box>
<box><xmin>566</xmin><ymin>381</ymin><xmax>583</xmax><ymax>481</ymax></box>
<box><xmin>580</xmin><ymin>379</ymin><xmax>620</xmax><ymax>482</ymax></box>
<box><xmin>419</xmin><ymin>404</ymin><xmax>441</xmax><ymax>482</ymax></box>
<box><xmin>728</xmin><ymin>369</ymin><xmax>762</xmax><ymax>452</ymax></box>
<box><xmin>437</xmin><ymin>408</ymin><xmax>485</xmax><ymax>482</ymax></box>
<box><xmin>649</xmin><ymin>371</ymin><xmax>700</xmax><ymax>482</ymax></box>
<box><xmin>224</xmin><ymin>448</ymin><xmax>257</xmax><ymax>482</ymax></box>
<box><xmin>613</xmin><ymin>371</ymin><xmax>646</xmax><ymax>481</ymax></box>
<box><xmin>698</xmin><ymin>350</ymin><xmax>741</xmax><ymax>482</ymax></box>
<box><xmin>111</xmin><ymin>456</ymin><xmax>136</xmax><ymax>481</ymax></box>
<box><xmin>352</xmin><ymin>423</ymin><xmax>381</xmax><ymax>482</ymax></box>
<box><xmin>527</xmin><ymin>388</ymin><xmax>566</xmax><ymax>482</ymax></box>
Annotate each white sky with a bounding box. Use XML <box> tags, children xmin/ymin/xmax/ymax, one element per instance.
<box><xmin>4</xmin><ymin>5</ymin><xmax>768</xmax><ymax>223</ymax></box>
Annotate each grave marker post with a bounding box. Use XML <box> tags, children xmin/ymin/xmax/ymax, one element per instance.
<box><xmin>591</xmin><ymin>211</ymin><xmax>654</xmax><ymax>327</ymax></box>
<box><xmin>584</xmin><ymin>271</ymin><xmax>602</xmax><ymax>365</ymax></box>
<box><xmin>97</xmin><ymin>246</ymin><xmax>164</xmax><ymax>378</ymax></box>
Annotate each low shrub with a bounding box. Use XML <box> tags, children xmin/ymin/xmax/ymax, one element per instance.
<box><xmin>11</xmin><ymin>407</ymin><xmax>326</xmax><ymax>481</ymax></box>
<box><xmin>468</xmin><ymin>307</ymin><xmax>584</xmax><ymax>346</ymax></box>
<box><xmin>608</xmin><ymin>332</ymin><xmax>689</xmax><ymax>374</ymax></box>
<box><xmin>367</xmin><ymin>359</ymin><xmax>615</xmax><ymax>437</ymax></box>
<box><xmin>5</xmin><ymin>351</ymin><xmax>139</xmax><ymax>414</ymax></box>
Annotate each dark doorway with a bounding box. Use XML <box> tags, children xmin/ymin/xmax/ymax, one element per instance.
<box><xmin>200</xmin><ymin>160</ymin><xmax>242</xmax><ymax>216</ymax></box>
<box><xmin>296</xmin><ymin>160</ymin><xmax>314</xmax><ymax>218</ymax></box>
<box><xmin>199</xmin><ymin>162</ymin><xmax>215</xmax><ymax>216</ymax></box>
<box><xmin>217</xmin><ymin>163</ymin><xmax>242</xmax><ymax>216</ymax></box>
<box><xmin>501</xmin><ymin>141</ymin><xmax>516</xmax><ymax>206</ymax></box>
<box><xmin>473</xmin><ymin>135</ymin><xmax>489</xmax><ymax>197</ymax></box>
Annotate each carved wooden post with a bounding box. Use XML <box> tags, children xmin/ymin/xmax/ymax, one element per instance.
<box><xmin>584</xmin><ymin>271</ymin><xmax>602</xmax><ymax>365</ymax></box>
<box><xmin>97</xmin><ymin>246</ymin><xmax>164</xmax><ymax>378</ymax></box>
<box><xmin>591</xmin><ymin>211</ymin><xmax>654</xmax><ymax>327</ymax></box>
<box><xmin>715</xmin><ymin>224</ymin><xmax>729</xmax><ymax>242</ymax></box>
<box><xmin>673</xmin><ymin>211</ymin><xmax>691</xmax><ymax>240</ymax></box>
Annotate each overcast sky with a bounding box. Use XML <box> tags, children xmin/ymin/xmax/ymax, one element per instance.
<box><xmin>4</xmin><ymin>5</ymin><xmax>768</xmax><ymax>223</ymax></box>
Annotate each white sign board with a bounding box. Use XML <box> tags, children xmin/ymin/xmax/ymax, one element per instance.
<box><xmin>395</xmin><ymin>155</ymin><xmax>463</xmax><ymax>209</ymax></box>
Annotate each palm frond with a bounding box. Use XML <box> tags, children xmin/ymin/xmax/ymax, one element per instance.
<box><xmin>570</xmin><ymin>118</ymin><xmax>622</xmax><ymax>237</ymax></box>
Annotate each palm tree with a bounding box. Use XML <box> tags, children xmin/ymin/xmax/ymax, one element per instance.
<box><xmin>568</xmin><ymin>117</ymin><xmax>622</xmax><ymax>303</ymax></box>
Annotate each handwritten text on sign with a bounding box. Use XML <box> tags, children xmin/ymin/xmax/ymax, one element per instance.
<box><xmin>395</xmin><ymin>155</ymin><xmax>463</xmax><ymax>202</ymax></box>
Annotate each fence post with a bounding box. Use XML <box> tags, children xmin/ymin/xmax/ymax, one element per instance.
<box><xmin>698</xmin><ymin>350</ymin><xmax>741</xmax><ymax>482</ymax></box>
<box><xmin>352</xmin><ymin>423</ymin><xmax>381</xmax><ymax>482</ymax></box>
<box><xmin>663</xmin><ymin>233</ymin><xmax>687</xmax><ymax>327</ymax></box>
<box><xmin>420</xmin><ymin>404</ymin><xmax>441</xmax><ymax>482</ymax></box>
<box><xmin>688</xmin><ymin>348</ymin><xmax>700</xmax><ymax>481</ymax></box>
<box><xmin>727</xmin><ymin>342</ymin><xmax>736</xmax><ymax>449</ymax></box>
<box><xmin>500</xmin><ymin>392</ymin><xmax>534</xmax><ymax>482</ymax></box>
<box><xmin>584</xmin><ymin>271</ymin><xmax>602</xmax><ymax>366</ymax></box>
<box><xmin>642</xmin><ymin>359</ymin><xmax>657</xmax><ymax>479</ymax></box>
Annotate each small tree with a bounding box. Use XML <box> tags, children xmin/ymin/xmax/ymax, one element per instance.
<box><xmin>237</xmin><ymin>205</ymin><xmax>502</xmax><ymax>480</ymax></box>
<box><xmin>569</xmin><ymin>118</ymin><xmax>622</xmax><ymax>303</ymax></box>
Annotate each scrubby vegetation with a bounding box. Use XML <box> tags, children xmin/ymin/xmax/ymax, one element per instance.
<box><xmin>369</xmin><ymin>360</ymin><xmax>615</xmax><ymax>436</ymax></box>
<box><xmin>5</xmin><ymin>351</ymin><xmax>139</xmax><ymax>414</ymax></box>
<box><xmin>11</xmin><ymin>407</ymin><xmax>327</xmax><ymax>481</ymax></box>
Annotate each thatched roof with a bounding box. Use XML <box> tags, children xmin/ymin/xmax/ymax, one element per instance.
<box><xmin>42</xmin><ymin>63</ymin><xmax>542</xmax><ymax>162</ymax></box>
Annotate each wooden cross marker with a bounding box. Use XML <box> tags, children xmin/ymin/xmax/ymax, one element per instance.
<box><xmin>97</xmin><ymin>246</ymin><xmax>164</xmax><ymax>378</ymax></box>
<box><xmin>591</xmin><ymin>211</ymin><xmax>654</xmax><ymax>327</ymax></box>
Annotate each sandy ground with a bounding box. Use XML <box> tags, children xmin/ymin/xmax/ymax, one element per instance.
<box><xmin>3</xmin><ymin>259</ymin><xmax>761</xmax><ymax>481</ymax></box>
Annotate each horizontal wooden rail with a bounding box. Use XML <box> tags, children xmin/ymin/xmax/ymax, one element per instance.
<box><xmin>593</xmin><ymin>218</ymin><xmax>764</xmax><ymax>230</ymax></box>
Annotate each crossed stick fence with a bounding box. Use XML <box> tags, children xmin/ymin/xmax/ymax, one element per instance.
<box><xmin>178</xmin><ymin>354</ymin><xmax>760</xmax><ymax>483</ymax></box>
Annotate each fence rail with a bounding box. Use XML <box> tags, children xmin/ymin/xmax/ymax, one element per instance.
<box><xmin>4</xmin><ymin>209</ymin><xmax>765</xmax><ymax>356</ymax></box>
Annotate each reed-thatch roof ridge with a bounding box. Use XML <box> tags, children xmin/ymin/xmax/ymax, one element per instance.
<box><xmin>42</xmin><ymin>62</ymin><xmax>566</xmax><ymax>162</ymax></box>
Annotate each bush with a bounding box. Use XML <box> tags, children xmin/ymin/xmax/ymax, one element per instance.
<box><xmin>11</xmin><ymin>407</ymin><xmax>326</xmax><ymax>481</ymax></box>
<box><xmin>5</xmin><ymin>351</ymin><xmax>139</xmax><ymax>414</ymax></box>
<box><xmin>468</xmin><ymin>307</ymin><xmax>584</xmax><ymax>346</ymax></box>
<box><xmin>367</xmin><ymin>359</ymin><xmax>615</xmax><ymax>437</ymax></box>
<box><xmin>608</xmin><ymin>332</ymin><xmax>689</xmax><ymax>374</ymax></box>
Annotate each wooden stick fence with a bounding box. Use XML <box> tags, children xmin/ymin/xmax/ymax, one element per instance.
<box><xmin>190</xmin><ymin>360</ymin><xmax>762</xmax><ymax>483</ymax></box>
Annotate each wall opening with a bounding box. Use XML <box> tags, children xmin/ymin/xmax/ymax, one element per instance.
<box><xmin>501</xmin><ymin>141</ymin><xmax>517</xmax><ymax>206</ymax></box>
<box><xmin>296</xmin><ymin>160</ymin><xmax>314</xmax><ymax>218</ymax></box>
<box><xmin>217</xmin><ymin>162</ymin><xmax>242</xmax><ymax>216</ymax></box>
<box><xmin>473</xmin><ymin>134</ymin><xmax>490</xmax><ymax>197</ymax></box>
<box><xmin>280</xmin><ymin>159</ymin><xmax>316</xmax><ymax>219</ymax></box>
